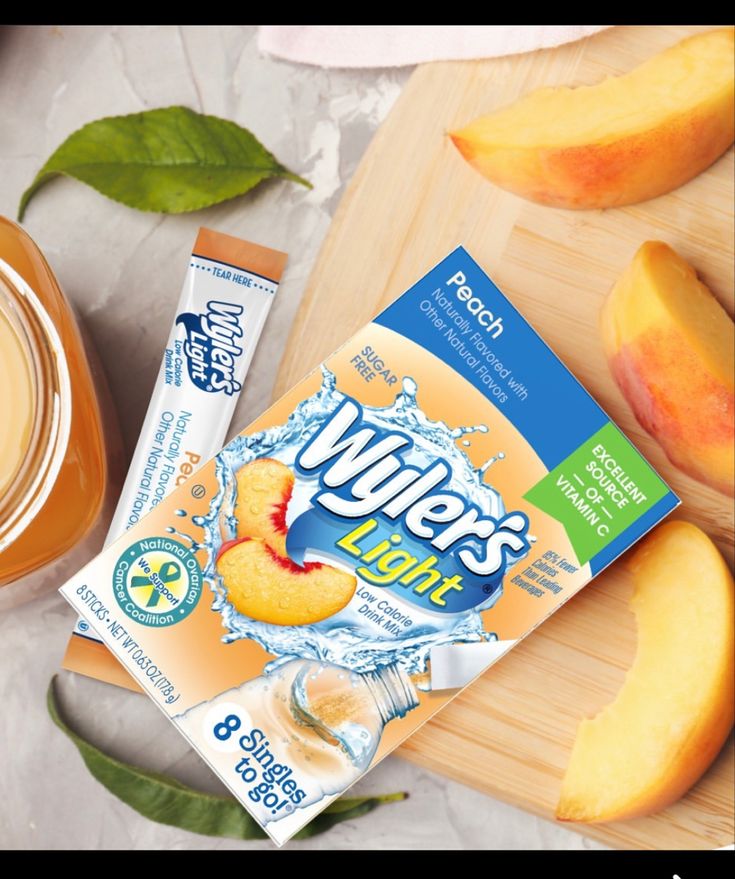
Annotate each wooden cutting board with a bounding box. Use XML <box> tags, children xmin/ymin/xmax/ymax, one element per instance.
<box><xmin>274</xmin><ymin>25</ymin><xmax>734</xmax><ymax>850</ymax></box>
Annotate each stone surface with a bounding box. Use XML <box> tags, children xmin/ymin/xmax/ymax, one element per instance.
<box><xmin>0</xmin><ymin>25</ymin><xmax>604</xmax><ymax>851</ymax></box>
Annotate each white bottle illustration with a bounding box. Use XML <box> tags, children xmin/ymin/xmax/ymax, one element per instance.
<box><xmin>290</xmin><ymin>660</ymin><xmax>419</xmax><ymax>770</ymax></box>
<box><xmin>177</xmin><ymin>659</ymin><xmax>419</xmax><ymax>823</ymax></box>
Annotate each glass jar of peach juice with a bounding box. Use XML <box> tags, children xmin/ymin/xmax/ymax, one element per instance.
<box><xmin>0</xmin><ymin>217</ymin><xmax>121</xmax><ymax>607</ymax></box>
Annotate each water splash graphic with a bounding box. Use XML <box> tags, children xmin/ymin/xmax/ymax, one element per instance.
<box><xmin>185</xmin><ymin>367</ymin><xmax>523</xmax><ymax>680</ymax></box>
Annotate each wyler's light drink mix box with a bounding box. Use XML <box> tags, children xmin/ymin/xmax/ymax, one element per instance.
<box><xmin>59</xmin><ymin>248</ymin><xmax>678</xmax><ymax>845</ymax></box>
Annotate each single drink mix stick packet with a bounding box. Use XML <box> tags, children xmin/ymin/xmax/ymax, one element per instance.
<box><xmin>63</xmin><ymin>228</ymin><xmax>287</xmax><ymax>688</ymax></box>
<box><xmin>59</xmin><ymin>248</ymin><xmax>678</xmax><ymax>845</ymax></box>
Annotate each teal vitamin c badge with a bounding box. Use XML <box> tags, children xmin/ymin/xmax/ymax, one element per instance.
<box><xmin>113</xmin><ymin>537</ymin><xmax>203</xmax><ymax>627</ymax></box>
<box><xmin>523</xmin><ymin>423</ymin><xmax>669</xmax><ymax>566</ymax></box>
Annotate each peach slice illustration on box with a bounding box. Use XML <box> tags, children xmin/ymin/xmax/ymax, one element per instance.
<box><xmin>234</xmin><ymin>457</ymin><xmax>295</xmax><ymax>556</ymax></box>
<box><xmin>218</xmin><ymin>458</ymin><xmax>356</xmax><ymax>626</ymax></box>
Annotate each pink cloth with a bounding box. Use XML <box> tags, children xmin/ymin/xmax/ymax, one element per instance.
<box><xmin>258</xmin><ymin>25</ymin><xmax>611</xmax><ymax>68</ymax></box>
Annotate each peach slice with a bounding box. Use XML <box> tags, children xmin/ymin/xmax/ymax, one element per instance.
<box><xmin>234</xmin><ymin>458</ymin><xmax>294</xmax><ymax>556</ymax></box>
<box><xmin>217</xmin><ymin>537</ymin><xmax>356</xmax><ymax>627</ymax></box>
<box><xmin>557</xmin><ymin>521</ymin><xmax>734</xmax><ymax>822</ymax></box>
<box><xmin>450</xmin><ymin>28</ymin><xmax>735</xmax><ymax>209</ymax></box>
<box><xmin>601</xmin><ymin>241</ymin><xmax>734</xmax><ymax>496</ymax></box>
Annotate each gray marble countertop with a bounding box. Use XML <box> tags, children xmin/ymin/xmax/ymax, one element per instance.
<box><xmin>0</xmin><ymin>25</ymin><xmax>603</xmax><ymax>851</ymax></box>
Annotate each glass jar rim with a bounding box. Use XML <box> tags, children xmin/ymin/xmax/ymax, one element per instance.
<box><xmin>0</xmin><ymin>257</ymin><xmax>71</xmax><ymax>553</ymax></box>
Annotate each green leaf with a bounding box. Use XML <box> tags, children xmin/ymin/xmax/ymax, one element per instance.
<box><xmin>47</xmin><ymin>676</ymin><xmax>406</xmax><ymax>841</ymax></box>
<box><xmin>18</xmin><ymin>106</ymin><xmax>310</xmax><ymax>220</ymax></box>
